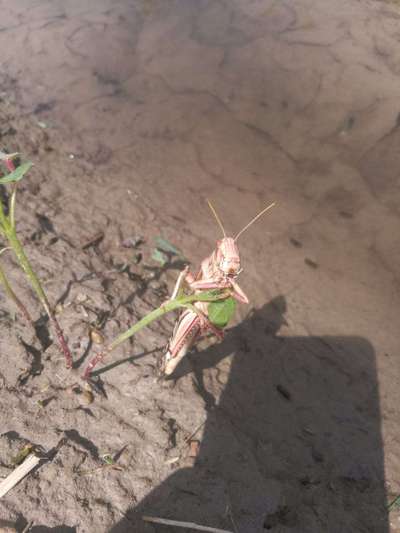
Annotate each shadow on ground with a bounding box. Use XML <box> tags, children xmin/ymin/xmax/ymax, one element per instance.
<box><xmin>109</xmin><ymin>296</ymin><xmax>388</xmax><ymax>532</ymax></box>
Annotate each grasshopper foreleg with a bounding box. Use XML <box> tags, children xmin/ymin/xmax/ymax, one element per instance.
<box><xmin>170</xmin><ymin>266</ymin><xmax>190</xmax><ymax>300</ymax></box>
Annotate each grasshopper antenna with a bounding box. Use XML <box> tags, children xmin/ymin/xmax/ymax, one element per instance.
<box><xmin>234</xmin><ymin>202</ymin><xmax>276</xmax><ymax>241</ymax></box>
<box><xmin>207</xmin><ymin>199</ymin><xmax>226</xmax><ymax>237</ymax></box>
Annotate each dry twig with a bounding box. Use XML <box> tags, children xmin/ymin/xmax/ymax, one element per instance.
<box><xmin>0</xmin><ymin>454</ymin><xmax>41</xmax><ymax>498</ymax></box>
<box><xmin>142</xmin><ymin>515</ymin><xmax>233</xmax><ymax>532</ymax></box>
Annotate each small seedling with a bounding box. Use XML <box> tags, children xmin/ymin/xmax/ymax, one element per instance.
<box><xmin>77</xmin><ymin>452</ymin><xmax>124</xmax><ymax>476</ymax></box>
<box><xmin>0</xmin><ymin>153</ymin><xmax>73</xmax><ymax>367</ymax></box>
<box><xmin>388</xmin><ymin>494</ymin><xmax>400</xmax><ymax>512</ymax></box>
<box><xmin>152</xmin><ymin>236</ymin><xmax>184</xmax><ymax>266</ymax></box>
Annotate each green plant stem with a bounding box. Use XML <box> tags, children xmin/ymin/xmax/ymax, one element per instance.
<box><xmin>387</xmin><ymin>494</ymin><xmax>400</xmax><ymax>511</ymax></box>
<box><xmin>9</xmin><ymin>183</ymin><xmax>18</xmax><ymax>229</ymax></box>
<box><xmin>6</xmin><ymin>226</ymin><xmax>51</xmax><ymax>314</ymax></box>
<box><xmin>83</xmin><ymin>290</ymin><xmax>229</xmax><ymax>379</ymax></box>
<box><xmin>0</xmin><ymin>213</ymin><xmax>73</xmax><ymax>367</ymax></box>
<box><xmin>0</xmin><ymin>263</ymin><xmax>33</xmax><ymax>324</ymax></box>
<box><xmin>0</xmin><ymin>198</ymin><xmax>8</xmax><ymax>229</ymax></box>
<box><xmin>10</xmin><ymin>231</ymin><xmax>73</xmax><ymax>368</ymax></box>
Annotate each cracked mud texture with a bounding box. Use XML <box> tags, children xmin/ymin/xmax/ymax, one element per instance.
<box><xmin>0</xmin><ymin>0</ymin><xmax>399</xmax><ymax>531</ymax></box>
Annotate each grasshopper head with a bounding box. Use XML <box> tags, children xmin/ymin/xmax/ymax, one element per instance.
<box><xmin>207</xmin><ymin>199</ymin><xmax>275</xmax><ymax>280</ymax></box>
<box><xmin>216</xmin><ymin>237</ymin><xmax>241</xmax><ymax>278</ymax></box>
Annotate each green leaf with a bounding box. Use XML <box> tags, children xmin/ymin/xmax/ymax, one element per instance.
<box><xmin>152</xmin><ymin>248</ymin><xmax>168</xmax><ymax>266</ymax></box>
<box><xmin>0</xmin><ymin>162</ymin><xmax>32</xmax><ymax>184</ymax></box>
<box><xmin>208</xmin><ymin>297</ymin><xmax>236</xmax><ymax>328</ymax></box>
<box><xmin>190</xmin><ymin>289</ymin><xmax>229</xmax><ymax>302</ymax></box>
<box><xmin>155</xmin><ymin>236</ymin><xmax>182</xmax><ymax>256</ymax></box>
<box><xmin>101</xmin><ymin>454</ymin><xmax>115</xmax><ymax>465</ymax></box>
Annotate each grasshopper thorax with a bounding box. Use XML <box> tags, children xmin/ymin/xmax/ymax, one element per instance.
<box><xmin>216</xmin><ymin>237</ymin><xmax>241</xmax><ymax>278</ymax></box>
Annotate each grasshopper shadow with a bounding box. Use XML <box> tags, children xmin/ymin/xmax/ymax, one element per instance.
<box><xmin>109</xmin><ymin>296</ymin><xmax>388</xmax><ymax>532</ymax></box>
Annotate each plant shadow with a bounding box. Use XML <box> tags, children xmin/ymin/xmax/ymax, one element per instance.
<box><xmin>108</xmin><ymin>295</ymin><xmax>389</xmax><ymax>532</ymax></box>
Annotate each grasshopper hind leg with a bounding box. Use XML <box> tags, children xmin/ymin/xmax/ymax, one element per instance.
<box><xmin>158</xmin><ymin>310</ymin><xmax>201</xmax><ymax>378</ymax></box>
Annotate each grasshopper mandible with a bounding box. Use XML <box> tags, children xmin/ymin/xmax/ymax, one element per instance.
<box><xmin>159</xmin><ymin>200</ymin><xmax>275</xmax><ymax>377</ymax></box>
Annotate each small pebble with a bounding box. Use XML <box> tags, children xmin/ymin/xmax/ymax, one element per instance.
<box><xmin>75</xmin><ymin>293</ymin><xmax>87</xmax><ymax>304</ymax></box>
<box><xmin>164</xmin><ymin>456</ymin><xmax>180</xmax><ymax>465</ymax></box>
<box><xmin>188</xmin><ymin>440</ymin><xmax>200</xmax><ymax>458</ymax></box>
<box><xmin>304</xmin><ymin>258</ymin><xmax>318</xmax><ymax>269</ymax></box>
<box><xmin>133</xmin><ymin>252</ymin><xmax>143</xmax><ymax>264</ymax></box>
<box><xmin>290</xmin><ymin>238</ymin><xmax>302</xmax><ymax>248</ymax></box>
<box><xmin>90</xmin><ymin>328</ymin><xmax>104</xmax><ymax>345</ymax></box>
<box><xmin>122</xmin><ymin>236</ymin><xmax>144</xmax><ymax>248</ymax></box>
<box><xmin>80</xmin><ymin>389</ymin><xmax>94</xmax><ymax>406</ymax></box>
<box><xmin>276</xmin><ymin>384</ymin><xmax>291</xmax><ymax>401</ymax></box>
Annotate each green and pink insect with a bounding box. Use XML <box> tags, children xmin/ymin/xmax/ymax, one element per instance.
<box><xmin>160</xmin><ymin>200</ymin><xmax>275</xmax><ymax>376</ymax></box>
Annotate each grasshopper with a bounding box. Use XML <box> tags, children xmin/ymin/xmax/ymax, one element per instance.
<box><xmin>159</xmin><ymin>200</ymin><xmax>275</xmax><ymax>377</ymax></box>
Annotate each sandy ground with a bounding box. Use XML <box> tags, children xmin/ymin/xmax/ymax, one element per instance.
<box><xmin>0</xmin><ymin>0</ymin><xmax>400</xmax><ymax>531</ymax></box>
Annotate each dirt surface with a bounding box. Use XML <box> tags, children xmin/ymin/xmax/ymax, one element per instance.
<box><xmin>0</xmin><ymin>0</ymin><xmax>400</xmax><ymax>531</ymax></box>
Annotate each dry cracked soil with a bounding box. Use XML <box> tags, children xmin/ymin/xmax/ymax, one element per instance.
<box><xmin>0</xmin><ymin>0</ymin><xmax>400</xmax><ymax>532</ymax></box>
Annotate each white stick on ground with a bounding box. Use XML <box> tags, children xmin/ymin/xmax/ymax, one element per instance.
<box><xmin>142</xmin><ymin>516</ymin><xmax>233</xmax><ymax>533</ymax></box>
<box><xmin>0</xmin><ymin>454</ymin><xmax>41</xmax><ymax>498</ymax></box>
